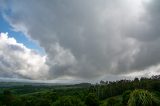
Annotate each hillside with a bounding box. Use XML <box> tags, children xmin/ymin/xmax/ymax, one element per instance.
<box><xmin>0</xmin><ymin>75</ymin><xmax>160</xmax><ymax>106</ymax></box>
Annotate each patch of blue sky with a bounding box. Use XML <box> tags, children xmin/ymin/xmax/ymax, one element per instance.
<box><xmin>0</xmin><ymin>13</ymin><xmax>45</xmax><ymax>55</ymax></box>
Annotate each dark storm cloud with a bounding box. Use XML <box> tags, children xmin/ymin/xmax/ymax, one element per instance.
<box><xmin>1</xmin><ymin>0</ymin><xmax>160</xmax><ymax>81</ymax></box>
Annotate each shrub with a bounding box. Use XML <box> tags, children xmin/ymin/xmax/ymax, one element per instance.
<box><xmin>128</xmin><ymin>89</ymin><xmax>160</xmax><ymax>106</ymax></box>
<box><xmin>106</xmin><ymin>97</ymin><xmax>122</xmax><ymax>106</ymax></box>
<box><xmin>52</xmin><ymin>96</ymin><xmax>85</xmax><ymax>106</ymax></box>
<box><xmin>85</xmin><ymin>93</ymin><xmax>99</xmax><ymax>106</ymax></box>
<box><xmin>122</xmin><ymin>90</ymin><xmax>131</xmax><ymax>105</ymax></box>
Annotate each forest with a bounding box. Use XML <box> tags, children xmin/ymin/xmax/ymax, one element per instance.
<box><xmin>0</xmin><ymin>75</ymin><xmax>160</xmax><ymax>106</ymax></box>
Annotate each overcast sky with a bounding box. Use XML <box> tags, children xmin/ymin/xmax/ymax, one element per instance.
<box><xmin>0</xmin><ymin>0</ymin><xmax>160</xmax><ymax>83</ymax></box>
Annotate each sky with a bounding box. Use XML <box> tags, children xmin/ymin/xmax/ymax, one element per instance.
<box><xmin>0</xmin><ymin>0</ymin><xmax>160</xmax><ymax>83</ymax></box>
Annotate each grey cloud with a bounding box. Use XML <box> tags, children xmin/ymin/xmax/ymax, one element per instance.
<box><xmin>126</xmin><ymin>0</ymin><xmax>160</xmax><ymax>42</ymax></box>
<box><xmin>123</xmin><ymin>0</ymin><xmax>160</xmax><ymax>71</ymax></box>
<box><xmin>1</xmin><ymin>0</ymin><xmax>160</xmax><ymax>81</ymax></box>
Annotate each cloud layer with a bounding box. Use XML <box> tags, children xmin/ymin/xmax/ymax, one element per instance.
<box><xmin>1</xmin><ymin>0</ymin><xmax>160</xmax><ymax>81</ymax></box>
<box><xmin>0</xmin><ymin>32</ymin><xmax>49</xmax><ymax>79</ymax></box>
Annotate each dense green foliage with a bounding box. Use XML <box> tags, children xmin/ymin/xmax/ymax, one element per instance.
<box><xmin>0</xmin><ymin>75</ymin><xmax>160</xmax><ymax>106</ymax></box>
<box><xmin>52</xmin><ymin>96</ymin><xmax>85</xmax><ymax>106</ymax></box>
<box><xmin>106</xmin><ymin>97</ymin><xmax>123</xmax><ymax>106</ymax></box>
<box><xmin>122</xmin><ymin>90</ymin><xmax>131</xmax><ymax>105</ymax></box>
<box><xmin>85</xmin><ymin>93</ymin><xmax>99</xmax><ymax>106</ymax></box>
<box><xmin>128</xmin><ymin>89</ymin><xmax>160</xmax><ymax>106</ymax></box>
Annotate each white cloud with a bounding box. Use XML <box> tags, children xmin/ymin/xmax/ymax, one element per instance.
<box><xmin>123</xmin><ymin>63</ymin><xmax>160</xmax><ymax>78</ymax></box>
<box><xmin>0</xmin><ymin>32</ymin><xmax>49</xmax><ymax>79</ymax></box>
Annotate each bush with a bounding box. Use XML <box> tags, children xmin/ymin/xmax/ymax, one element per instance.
<box><xmin>52</xmin><ymin>96</ymin><xmax>85</xmax><ymax>106</ymax></box>
<box><xmin>85</xmin><ymin>93</ymin><xmax>99</xmax><ymax>106</ymax></box>
<box><xmin>1</xmin><ymin>90</ymin><xmax>15</xmax><ymax>106</ymax></box>
<box><xmin>128</xmin><ymin>89</ymin><xmax>160</xmax><ymax>106</ymax></box>
<box><xmin>122</xmin><ymin>90</ymin><xmax>131</xmax><ymax>105</ymax></box>
<box><xmin>106</xmin><ymin>97</ymin><xmax>122</xmax><ymax>106</ymax></box>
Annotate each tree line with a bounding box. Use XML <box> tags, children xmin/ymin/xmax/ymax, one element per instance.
<box><xmin>0</xmin><ymin>75</ymin><xmax>160</xmax><ymax>106</ymax></box>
